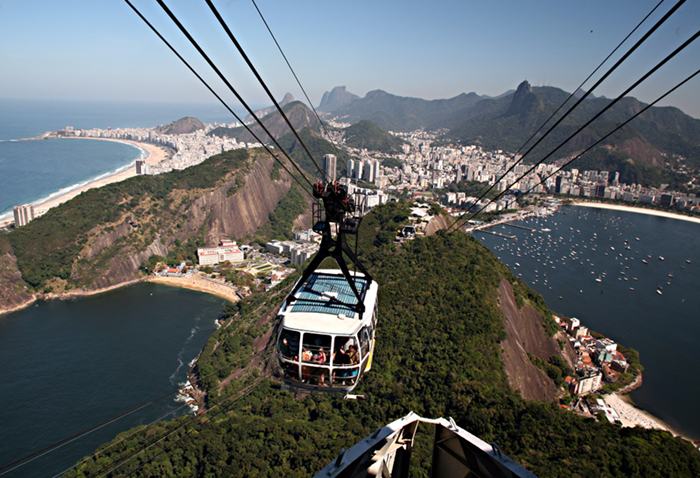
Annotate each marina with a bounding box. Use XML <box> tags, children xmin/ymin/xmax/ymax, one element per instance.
<box><xmin>475</xmin><ymin>205</ymin><xmax>700</xmax><ymax>439</ymax></box>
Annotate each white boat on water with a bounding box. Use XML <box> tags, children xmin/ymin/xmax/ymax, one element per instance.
<box><xmin>658</xmin><ymin>256</ymin><xmax>665</xmax><ymax>261</ymax></box>
<box><xmin>656</xmin><ymin>288</ymin><xmax>663</xmax><ymax>295</ymax></box>
<box><xmin>642</xmin><ymin>259</ymin><xmax>648</xmax><ymax>264</ymax></box>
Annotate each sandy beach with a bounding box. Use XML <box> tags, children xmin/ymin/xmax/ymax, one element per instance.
<box><xmin>603</xmin><ymin>393</ymin><xmax>686</xmax><ymax>437</ymax></box>
<box><xmin>573</xmin><ymin>201</ymin><xmax>700</xmax><ymax>225</ymax></box>
<box><xmin>147</xmin><ymin>273</ymin><xmax>240</xmax><ymax>304</ymax></box>
<box><xmin>0</xmin><ymin>137</ymin><xmax>168</xmax><ymax>228</ymax></box>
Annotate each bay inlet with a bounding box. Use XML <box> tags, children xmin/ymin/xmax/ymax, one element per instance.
<box><xmin>0</xmin><ymin>283</ymin><xmax>223</xmax><ymax>477</ymax></box>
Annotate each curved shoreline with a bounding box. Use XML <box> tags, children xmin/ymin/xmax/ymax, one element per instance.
<box><xmin>572</xmin><ymin>201</ymin><xmax>700</xmax><ymax>224</ymax></box>
<box><xmin>0</xmin><ymin>273</ymin><xmax>238</xmax><ymax>317</ymax></box>
<box><xmin>0</xmin><ymin>137</ymin><xmax>169</xmax><ymax>228</ymax></box>
<box><xmin>147</xmin><ymin>275</ymin><xmax>239</xmax><ymax>304</ymax></box>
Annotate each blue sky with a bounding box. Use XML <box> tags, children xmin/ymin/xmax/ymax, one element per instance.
<box><xmin>1</xmin><ymin>0</ymin><xmax>698</xmax><ymax>117</ymax></box>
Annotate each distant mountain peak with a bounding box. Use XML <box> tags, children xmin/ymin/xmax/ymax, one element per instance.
<box><xmin>280</xmin><ymin>92</ymin><xmax>295</xmax><ymax>105</ymax></box>
<box><xmin>157</xmin><ymin>116</ymin><xmax>205</xmax><ymax>135</ymax></box>
<box><xmin>515</xmin><ymin>80</ymin><xmax>532</xmax><ymax>94</ymax></box>
<box><xmin>244</xmin><ymin>93</ymin><xmax>295</xmax><ymax>122</ymax></box>
<box><xmin>507</xmin><ymin>80</ymin><xmax>539</xmax><ymax>116</ymax></box>
<box><xmin>318</xmin><ymin>86</ymin><xmax>359</xmax><ymax>112</ymax></box>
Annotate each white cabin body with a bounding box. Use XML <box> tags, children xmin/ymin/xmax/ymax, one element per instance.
<box><xmin>276</xmin><ymin>269</ymin><xmax>378</xmax><ymax>391</ymax></box>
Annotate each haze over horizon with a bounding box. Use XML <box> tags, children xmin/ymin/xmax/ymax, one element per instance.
<box><xmin>1</xmin><ymin>0</ymin><xmax>699</xmax><ymax>117</ymax></box>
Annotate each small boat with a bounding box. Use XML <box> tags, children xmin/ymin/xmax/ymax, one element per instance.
<box><xmin>629</xmin><ymin>287</ymin><xmax>635</xmax><ymax>291</ymax></box>
<box><xmin>658</xmin><ymin>256</ymin><xmax>665</xmax><ymax>261</ymax></box>
<box><xmin>595</xmin><ymin>277</ymin><xmax>602</xmax><ymax>283</ymax></box>
<box><xmin>656</xmin><ymin>289</ymin><xmax>663</xmax><ymax>295</ymax></box>
<box><xmin>686</xmin><ymin>259</ymin><xmax>692</xmax><ymax>264</ymax></box>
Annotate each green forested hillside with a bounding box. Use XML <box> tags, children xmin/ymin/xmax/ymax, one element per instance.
<box><xmin>343</xmin><ymin>120</ymin><xmax>406</xmax><ymax>153</ymax></box>
<box><xmin>8</xmin><ymin>149</ymin><xmax>250</xmax><ymax>289</ymax></box>
<box><xmin>68</xmin><ymin>203</ymin><xmax>700</xmax><ymax>478</ymax></box>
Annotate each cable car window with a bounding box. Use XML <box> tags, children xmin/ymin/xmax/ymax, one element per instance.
<box><xmin>302</xmin><ymin>333</ymin><xmax>331</xmax><ymax>364</ymax></box>
<box><xmin>278</xmin><ymin>329</ymin><xmax>300</xmax><ymax>360</ymax></box>
<box><xmin>332</xmin><ymin>336</ymin><xmax>355</xmax><ymax>366</ymax></box>
<box><xmin>359</xmin><ymin>327</ymin><xmax>371</xmax><ymax>358</ymax></box>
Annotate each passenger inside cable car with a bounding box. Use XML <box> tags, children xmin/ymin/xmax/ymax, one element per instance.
<box><xmin>276</xmin><ymin>266</ymin><xmax>378</xmax><ymax>391</ymax></box>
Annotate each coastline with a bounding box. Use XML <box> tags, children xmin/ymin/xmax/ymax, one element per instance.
<box><xmin>0</xmin><ymin>137</ymin><xmax>169</xmax><ymax>228</ymax></box>
<box><xmin>604</xmin><ymin>392</ymin><xmax>693</xmax><ymax>441</ymax></box>
<box><xmin>147</xmin><ymin>274</ymin><xmax>239</xmax><ymax>304</ymax></box>
<box><xmin>572</xmin><ymin>201</ymin><xmax>700</xmax><ymax>225</ymax></box>
<box><xmin>1</xmin><ymin>272</ymin><xmax>239</xmax><ymax>317</ymax></box>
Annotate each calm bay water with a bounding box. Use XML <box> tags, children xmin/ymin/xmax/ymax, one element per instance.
<box><xmin>0</xmin><ymin>283</ymin><xmax>222</xmax><ymax>477</ymax></box>
<box><xmin>476</xmin><ymin>205</ymin><xmax>700</xmax><ymax>439</ymax></box>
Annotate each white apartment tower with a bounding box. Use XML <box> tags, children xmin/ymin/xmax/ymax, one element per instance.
<box><xmin>353</xmin><ymin>159</ymin><xmax>364</xmax><ymax>180</ymax></box>
<box><xmin>372</xmin><ymin>159</ymin><xmax>381</xmax><ymax>185</ymax></box>
<box><xmin>13</xmin><ymin>204</ymin><xmax>35</xmax><ymax>227</ymax></box>
<box><xmin>346</xmin><ymin>158</ymin><xmax>355</xmax><ymax>179</ymax></box>
<box><xmin>323</xmin><ymin>154</ymin><xmax>337</xmax><ymax>182</ymax></box>
<box><xmin>363</xmin><ymin>159</ymin><xmax>375</xmax><ymax>183</ymax></box>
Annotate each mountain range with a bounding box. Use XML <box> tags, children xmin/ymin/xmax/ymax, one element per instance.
<box><xmin>210</xmin><ymin>101</ymin><xmax>321</xmax><ymax>144</ymax></box>
<box><xmin>319</xmin><ymin>82</ymin><xmax>700</xmax><ymax>188</ymax></box>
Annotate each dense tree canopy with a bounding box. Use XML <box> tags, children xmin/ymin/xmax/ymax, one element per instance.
<box><xmin>68</xmin><ymin>203</ymin><xmax>700</xmax><ymax>477</ymax></box>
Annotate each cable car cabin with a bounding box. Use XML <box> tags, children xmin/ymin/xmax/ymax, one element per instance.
<box><xmin>277</xmin><ymin>269</ymin><xmax>378</xmax><ymax>392</ymax></box>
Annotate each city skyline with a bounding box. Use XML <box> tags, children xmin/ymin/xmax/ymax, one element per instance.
<box><xmin>0</xmin><ymin>0</ymin><xmax>699</xmax><ymax>117</ymax></box>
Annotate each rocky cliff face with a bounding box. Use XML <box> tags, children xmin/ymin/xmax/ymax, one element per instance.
<box><xmin>0</xmin><ymin>237</ymin><xmax>34</xmax><ymax>314</ymax></box>
<box><xmin>498</xmin><ymin>279</ymin><xmax>576</xmax><ymax>401</ymax></box>
<box><xmin>70</xmin><ymin>154</ymin><xmax>291</xmax><ymax>290</ymax></box>
<box><xmin>0</xmin><ymin>149</ymin><xmax>295</xmax><ymax>307</ymax></box>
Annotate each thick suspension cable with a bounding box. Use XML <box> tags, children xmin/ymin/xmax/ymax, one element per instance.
<box><xmin>154</xmin><ymin>0</ymin><xmax>319</xmax><ymax>189</ymax></box>
<box><xmin>451</xmin><ymin>31</ymin><xmax>699</xmax><ymax>230</ymax></box>
<box><xmin>513</xmin><ymin>0</ymin><xmax>665</xmax><ymax>156</ymax></box>
<box><xmin>5</xmin><ymin>319</ymin><xmax>256</xmax><ymax>478</ymax></box>
<box><xmin>445</xmin><ymin>0</ymin><xmax>687</xmax><ymax>231</ymax></box>
<box><xmin>0</xmin><ymin>401</ymin><xmax>153</xmax><ymax>477</ymax></box>
<box><xmin>523</xmin><ymin>68</ymin><xmax>700</xmax><ymax>197</ymax></box>
<box><xmin>96</xmin><ymin>376</ymin><xmax>265</xmax><ymax>477</ymax></box>
<box><xmin>249</xmin><ymin>0</ymin><xmax>347</xmax><ymax>166</ymax></box>
<box><xmin>249</xmin><ymin>0</ymin><xmax>328</xmax><ymax>134</ymax></box>
<box><xmin>122</xmin><ymin>0</ymin><xmax>315</xmax><ymax>195</ymax></box>
<box><xmin>203</xmin><ymin>0</ymin><xmax>326</xmax><ymax>180</ymax></box>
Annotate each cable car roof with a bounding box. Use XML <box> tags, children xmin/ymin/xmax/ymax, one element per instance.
<box><xmin>281</xmin><ymin>269</ymin><xmax>377</xmax><ymax>335</ymax></box>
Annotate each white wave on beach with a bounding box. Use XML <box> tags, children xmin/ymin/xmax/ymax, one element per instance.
<box><xmin>0</xmin><ymin>138</ymin><xmax>146</xmax><ymax>219</ymax></box>
<box><xmin>169</xmin><ymin>324</ymin><xmax>201</xmax><ymax>385</ymax></box>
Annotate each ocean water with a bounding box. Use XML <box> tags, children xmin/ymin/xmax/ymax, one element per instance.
<box><xmin>475</xmin><ymin>205</ymin><xmax>700</xmax><ymax>439</ymax></box>
<box><xmin>0</xmin><ymin>138</ymin><xmax>141</xmax><ymax>216</ymax></box>
<box><xmin>0</xmin><ymin>283</ymin><xmax>222</xmax><ymax>477</ymax></box>
<box><xmin>0</xmin><ymin>98</ymin><xmax>237</xmax><ymax>217</ymax></box>
<box><xmin>0</xmin><ymin>98</ymin><xmax>233</xmax><ymax>141</ymax></box>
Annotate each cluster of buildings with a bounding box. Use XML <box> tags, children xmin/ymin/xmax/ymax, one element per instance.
<box><xmin>370</xmin><ymin>130</ymin><xmax>698</xmax><ymax>215</ymax></box>
<box><xmin>265</xmin><ymin>229</ymin><xmax>321</xmax><ymax>266</ymax></box>
<box><xmin>556</xmin><ymin>316</ymin><xmax>631</xmax><ymax>397</ymax></box>
<box><xmin>544</xmin><ymin>168</ymin><xmax>700</xmax><ymax>212</ymax></box>
<box><xmin>196</xmin><ymin>239</ymin><xmax>245</xmax><ymax>266</ymax></box>
<box><xmin>346</xmin><ymin>156</ymin><xmax>382</xmax><ymax>185</ymax></box>
<box><xmin>52</xmin><ymin>123</ymin><xmax>247</xmax><ymax>174</ymax></box>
